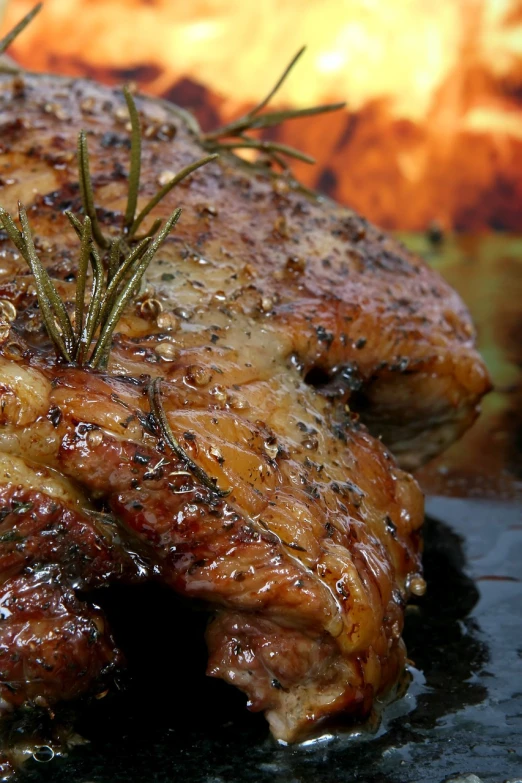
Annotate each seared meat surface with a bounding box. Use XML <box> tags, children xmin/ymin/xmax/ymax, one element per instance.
<box><xmin>0</xmin><ymin>74</ymin><xmax>490</xmax><ymax>469</ymax></box>
<box><xmin>0</xmin><ymin>351</ymin><xmax>422</xmax><ymax>742</ymax></box>
<box><xmin>0</xmin><ymin>71</ymin><xmax>489</xmax><ymax>749</ymax></box>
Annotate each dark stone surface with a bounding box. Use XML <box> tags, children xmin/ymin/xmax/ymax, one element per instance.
<box><xmin>21</xmin><ymin>497</ymin><xmax>522</xmax><ymax>783</ymax></box>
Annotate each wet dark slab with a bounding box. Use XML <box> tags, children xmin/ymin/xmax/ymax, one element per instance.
<box><xmin>20</xmin><ymin>496</ymin><xmax>522</xmax><ymax>783</ymax></box>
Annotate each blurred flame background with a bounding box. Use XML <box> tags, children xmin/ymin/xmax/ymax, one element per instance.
<box><xmin>2</xmin><ymin>0</ymin><xmax>522</xmax><ymax>232</ymax></box>
<box><xmin>0</xmin><ymin>0</ymin><xmax>521</xmax><ymax>496</ymax></box>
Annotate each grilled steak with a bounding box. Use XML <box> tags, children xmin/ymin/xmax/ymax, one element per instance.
<box><xmin>0</xmin><ymin>70</ymin><xmax>489</xmax><ymax>752</ymax></box>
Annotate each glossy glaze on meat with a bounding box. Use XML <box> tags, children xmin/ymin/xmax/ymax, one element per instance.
<box><xmin>0</xmin><ymin>71</ymin><xmax>489</xmax><ymax>750</ymax></box>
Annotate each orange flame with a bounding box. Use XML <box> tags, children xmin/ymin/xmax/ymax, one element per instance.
<box><xmin>2</xmin><ymin>0</ymin><xmax>522</xmax><ymax>231</ymax></box>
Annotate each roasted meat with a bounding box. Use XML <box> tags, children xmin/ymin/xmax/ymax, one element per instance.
<box><xmin>0</xmin><ymin>70</ymin><xmax>490</xmax><ymax>749</ymax></box>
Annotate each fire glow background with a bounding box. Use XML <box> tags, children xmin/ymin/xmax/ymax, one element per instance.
<box><xmin>3</xmin><ymin>0</ymin><xmax>522</xmax><ymax>232</ymax></box>
<box><xmin>0</xmin><ymin>0</ymin><xmax>521</xmax><ymax>496</ymax></box>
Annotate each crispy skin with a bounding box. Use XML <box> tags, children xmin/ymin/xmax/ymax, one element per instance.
<box><xmin>0</xmin><ymin>572</ymin><xmax>120</xmax><ymax>712</ymax></box>
<box><xmin>0</xmin><ymin>483</ymin><xmax>147</xmax><ymax>715</ymax></box>
<box><xmin>0</xmin><ymin>347</ymin><xmax>422</xmax><ymax>741</ymax></box>
<box><xmin>0</xmin><ymin>71</ymin><xmax>487</xmax><ymax>741</ymax></box>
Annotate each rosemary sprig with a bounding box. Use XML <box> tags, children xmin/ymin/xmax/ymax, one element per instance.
<box><xmin>149</xmin><ymin>378</ymin><xmax>230</xmax><ymax>497</ymax></box>
<box><xmin>0</xmin><ymin>3</ymin><xmax>42</xmax><ymax>56</ymax></box>
<box><xmin>89</xmin><ymin>210</ymin><xmax>181</xmax><ymax>368</ymax></box>
<box><xmin>0</xmin><ymin>203</ymin><xmax>181</xmax><ymax>368</ymax></box>
<box><xmin>0</xmin><ymin>82</ymin><xmax>217</xmax><ymax>367</ymax></box>
<box><xmin>76</xmin><ymin>88</ymin><xmax>217</xmax><ymax>249</ymax></box>
<box><xmin>201</xmin><ymin>47</ymin><xmax>345</xmax><ymax>169</ymax></box>
<box><xmin>0</xmin><ymin>75</ymin><xmax>217</xmax><ymax>367</ymax></box>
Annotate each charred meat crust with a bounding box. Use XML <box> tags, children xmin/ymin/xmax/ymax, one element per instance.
<box><xmin>0</xmin><ymin>70</ymin><xmax>487</xmax><ymax>744</ymax></box>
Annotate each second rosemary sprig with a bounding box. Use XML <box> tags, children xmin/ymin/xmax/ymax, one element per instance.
<box><xmin>201</xmin><ymin>47</ymin><xmax>345</xmax><ymax>170</ymax></box>
<box><xmin>149</xmin><ymin>378</ymin><xmax>230</xmax><ymax>497</ymax></box>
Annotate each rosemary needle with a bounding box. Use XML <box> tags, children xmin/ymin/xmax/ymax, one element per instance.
<box><xmin>74</xmin><ymin>215</ymin><xmax>92</xmax><ymax>347</ymax></box>
<box><xmin>202</xmin><ymin>47</ymin><xmax>345</xmax><ymax>170</ymax></box>
<box><xmin>213</xmin><ymin>139</ymin><xmax>315</xmax><ymax>164</ymax></box>
<box><xmin>149</xmin><ymin>378</ymin><xmax>230</xmax><ymax>497</ymax></box>
<box><xmin>129</xmin><ymin>154</ymin><xmax>218</xmax><ymax>239</ymax></box>
<box><xmin>0</xmin><ymin>3</ymin><xmax>42</xmax><ymax>55</ymax></box>
<box><xmin>95</xmin><ymin>236</ymin><xmax>152</xmax><ymax>333</ymax></box>
<box><xmin>123</xmin><ymin>86</ymin><xmax>142</xmax><ymax>232</ymax></box>
<box><xmin>77</xmin><ymin>130</ymin><xmax>109</xmax><ymax>249</ymax></box>
<box><xmin>248</xmin><ymin>46</ymin><xmax>306</xmax><ymax>118</ymax></box>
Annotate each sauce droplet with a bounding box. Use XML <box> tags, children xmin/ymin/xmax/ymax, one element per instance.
<box><xmin>408</xmin><ymin>575</ymin><xmax>427</xmax><ymax>596</ymax></box>
<box><xmin>156</xmin><ymin>343</ymin><xmax>180</xmax><ymax>361</ymax></box>
<box><xmin>264</xmin><ymin>440</ymin><xmax>279</xmax><ymax>460</ymax></box>
<box><xmin>86</xmin><ymin>429</ymin><xmax>104</xmax><ymax>448</ymax></box>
